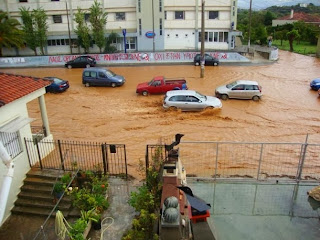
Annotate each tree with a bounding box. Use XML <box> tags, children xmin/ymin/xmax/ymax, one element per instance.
<box><xmin>33</xmin><ymin>8</ymin><xmax>48</xmax><ymax>55</ymax></box>
<box><xmin>104</xmin><ymin>32</ymin><xmax>119</xmax><ymax>53</ymax></box>
<box><xmin>287</xmin><ymin>30</ymin><xmax>300</xmax><ymax>52</ymax></box>
<box><xmin>74</xmin><ymin>8</ymin><xmax>90</xmax><ymax>53</ymax></box>
<box><xmin>0</xmin><ymin>11</ymin><xmax>24</xmax><ymax>57</ymax></box>
<box><xmin>264</xmin><ymin>11</ymin><xmax>275</xmax><ymax>26</ymax></box>
<box><xmin>20</xmin><ymin>7</ymin><xmax>38</xmax><ymax>55</ymax></box>
<box><xmin>89</xmin><ymin>0</ymin><xmax>107</xmax><ymax>53</ymax></box>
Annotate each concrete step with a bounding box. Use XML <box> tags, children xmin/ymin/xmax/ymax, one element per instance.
<box><xmin>21</xmin><ymin>183</ymin><xmax>53</xmax><ymax>194</ymax></box>
<box><xmin>23</xmin><ymin>177</ymin><xmax>56</xmax><ymax>187</ymax></box>
<box><xmin>15</xmin><ymin>198</ymin><xmax>71</xmax><ymax>211</ymax></box>
<box><xmin>18</xmin><ymin>191</ymin><xmax>71</xmax><ymax>203</ymax></box>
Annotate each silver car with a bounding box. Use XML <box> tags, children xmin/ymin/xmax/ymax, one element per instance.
<box><xmin>163</xmin><ymin>90</ymin><xmax>222</xmax><ymax>111</ymax></box>
<box><xmin>215</xmin><ymin>80</ymin><xmax>262</xmax><ymax>101</ymax></box>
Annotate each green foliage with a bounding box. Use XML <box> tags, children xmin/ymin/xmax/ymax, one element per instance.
<box><xmin>74</xmin><ymin>7</ymin><xmax>90</xmax><ymax>53</ymax></box>
<box><xmin>33</xmin><ymin>8</ymin><xmax>48</xmax><ymax>55</ymax></box>
<box><xmin>128</xmin><ymin>185</ymin><xmax>155</xmax><ymax>212</ymax></box>
<box><xmin>53</xmin><ymin>182</ymin><xmax>65</xmax><ymax>194</ymax></box>
<box><xmin>104</xmin><ymin>32</ymin><xmax>119</xmax><ymax>53</ymax></box>
<box><xmin>0</xmin><ymin>11</ymin><xmax>24</xmax><ymax>57</ymax></box>
<box><xmin>272</xmin><ymin>39</ymin><xmax>317</xmax><ymax>55</ymax></box>
<box><xmin>61</xmin><ymin>172</ymin><xmax>72</xmax><ymax>185</ymax></box>
<box><xmin>20</xmin><ymin>7</ymin><xmax>38</xmax><ymax>55</ymax></box>
<box><xmin>68</xmin><ymin>218</ymin><xmax>87</xmax><ymax>240</ymax></box>
<box><xmin>287</xmin><ymin>29</ymin><xmax>300</xmax><ymax>52</ymax></box>
<box><xmin>89</xmin><ymin>0</ymin><xmax>107</xmax><ymax>53</ymax></box>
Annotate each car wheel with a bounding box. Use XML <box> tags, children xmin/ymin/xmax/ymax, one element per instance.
<box><xmin>221</xmin><ymin>94</ymin><xmax>229</xmax><ymax>100</ymax></box>
<box><xmin>195</xmin><ymin>62</ymin><xmax>200</xmax><ymax>66</ymax></box>
<box><xmin>67</xmin><ymin>65</ymin><xmax>72</xmax><ymax>69</ymax></box>
<box><xmin>168</xmin><ymin>106</ymin><xmax>177</xmax><ymax>111</ymax></box>
<box><xmin>252</xmin><ymin>95</ymin><xmax>260</xmax><ymax>101</ymax></box>
<box><xmin>111</xmin><ymin>83</ymin><xmax>116</xmax><ymax>88</ymax></box>
<box><xmin>86</xmin><ymin>64</ymin><xmax>91</xmax><ymax>68</ymax></box>
<box><xmin>85</xmin><ymin>82</ymin><xmax>90</xmax><ymax>87</ymax></box>
<box><xmin>214</xmin><ymin>62</ymin><xmax>218</xmax><ymax>66</ymax></box>
<box><xmin>142</xmin><ymin>91</ymin><xmax>148</xmax><ymax>96</ymax></box>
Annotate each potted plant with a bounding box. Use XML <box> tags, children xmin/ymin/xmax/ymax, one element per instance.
<box><xmin>53</xmin><ymin>182</ymin><xmax>65</xmax><ymax>200</ymax></box>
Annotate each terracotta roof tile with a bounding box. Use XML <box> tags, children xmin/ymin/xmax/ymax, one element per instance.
<box><xmin>278</xmin><ymin>12</ymin><xmax>320</xmax><ymax>22</ymax></box>
<box><xmin>0</xmin><ymin>72</ymin><xmax>52</xmax><ymax>107</ymax></box>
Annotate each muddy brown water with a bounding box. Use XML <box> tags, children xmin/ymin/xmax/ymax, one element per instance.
<box><xmin>2</xmin><ymin>50</ymin><xmax>320</xmax><ymax>179</ymax></box>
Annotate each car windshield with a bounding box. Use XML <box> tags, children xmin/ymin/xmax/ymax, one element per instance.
<box><xmin>105</xmin><ymin>70</ymin><xmax>116</xmax><ymax>78</ymax></box>
<box><xmin>226</xmin><ymin>81</ymin><xmax>238</xmax><ymax>89</ymax></box>
<box><xmin>194</xmin><ymin>91</ymin><xmax>207</xmax><ymax>101</ymax></box>
<box><xmin>53</xmin><ymin>78</ymin><xmax>64</xmax><ymax>84</ymax></box>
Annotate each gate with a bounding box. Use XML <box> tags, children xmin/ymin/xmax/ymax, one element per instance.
<box><xmin>25</xmin><ymin>138</ymin><xmax>127</xmax><ymax>177</ymax></box>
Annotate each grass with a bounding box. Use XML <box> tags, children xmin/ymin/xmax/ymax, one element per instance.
<box><xmin>272</xmin><ymin>39</ymin><xmax>317</xmax><ymax>55</ymax></box>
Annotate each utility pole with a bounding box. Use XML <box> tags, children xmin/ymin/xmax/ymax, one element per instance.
<box><xmin>66</xmin><ymin>0</ymin><xmax>72</xmax><ymax>54</ymax></box>
<box><xmin>248</xmin><ymin>0</ymin><xmax>252</xmax><ymax>50</ymax></box>
<box><xmin>200</xmin><ymin>0</ymin><xmax>205</xmax><ymax>78</ymax></box>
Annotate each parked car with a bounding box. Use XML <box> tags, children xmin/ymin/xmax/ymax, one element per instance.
<box><xmin>215</xmin><ymin>80</ymin><xmax>262</xmax><ymax>101</ymax></box>
<box><xmin>65</xmin><ymin>55</ymin><xmax>96</xmax><ymax>69</ymax></box>
<box><xmin>44</xmin><ymin>77</ymin><xmax>69</xmax><ymax>93</ymax></box>
<box><xmin>310</xmin><ymin>78</ymin><xmax>320</xmax><ymax>91</ymax></box>
<box><xmin>136</xmin><ymin>76</ymin><xmax>187</xmax><ymax>96</ymax></box>
<box><xmin>82</xmin><ymin>67</ymin><xmax>125</xmax><ymax>87</ymax></box>
<box><xmin>194</xmin><ymin>53</ymin><xmax>219</xmax><ymax>66</ymax></box>
<box><xmin>163</xmin><ymin>90</ymin><xmax>222</xmax><ymax>111</ymax></box>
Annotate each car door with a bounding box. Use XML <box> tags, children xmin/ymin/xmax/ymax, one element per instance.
<box><xmin>98</xmin><ymin>71</ymin><xmax>108</xmax><ymax>86</ymax></box>
<box><xmin>244</xmin><ymin>84</ymin><xmax>255</xmax><ymax>99</ymax></box>
<box><xmin>171</xmin><ymin>95</ymin><xmax>187</xmax><ymax>109</ymax></box>
<box><xmin>230</xmin><ymin>84</ymin><xmax>245</xmax><ymax>99</ymax></box>
<box><xmin>148</xmin><ymin>80</ymin><xmax>162</xmax><ymax>94</ymax></box>
<box><xmin>204</xmin><ymin>55</ymin><xmax>213</xmax><ymax>66</ymax></box>
<box><xmin>88</xmin><ymin>71</ymin><xmax>98</xmax><ymax>85</ymax></box>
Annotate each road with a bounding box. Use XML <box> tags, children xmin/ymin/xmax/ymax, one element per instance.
<box><xmin>3</xmin><ymin>50</ymin><xmax>320</xmax><ymax>179</ymax></box>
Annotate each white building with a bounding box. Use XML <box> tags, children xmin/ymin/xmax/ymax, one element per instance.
<box><xmin>0</xmin><ymin>73</ymin><xmax>52</xmax><ymax>225</ymax></box>
<box><xmin>1</xmin><ymin>0</ymin><xmax>241</xmax><ymax>56</ymax></box>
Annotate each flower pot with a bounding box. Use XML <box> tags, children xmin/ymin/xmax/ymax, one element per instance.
<box><xmin>92</xmin><ymin>219</ymin><xmax>101</xmax><ymax>230</ymax></box>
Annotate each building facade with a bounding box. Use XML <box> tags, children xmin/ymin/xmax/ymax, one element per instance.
<box><xmin>1</xmin><ymin>0</ymin><xmax>241</xmax><ymax>56</ymax></box>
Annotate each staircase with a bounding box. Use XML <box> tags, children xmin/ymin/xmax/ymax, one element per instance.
<box><xmin>11</xmin><ymin>168</ymin><xmax>76</xmax><ymax>217</ymax></box>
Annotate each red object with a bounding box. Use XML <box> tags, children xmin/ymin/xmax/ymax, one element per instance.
<box><xmin>188</xmin><ymin>205</ymin><xmax>210</xmax><ymax>223</ymax></box>
<box><xmin>136</xmin><ymin>76</ymin><xmax>187</xmax><ymax>95</ymax></box>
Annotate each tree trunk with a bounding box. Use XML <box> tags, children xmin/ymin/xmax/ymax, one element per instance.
<box><xmin>289</xmin><ymin>40</ymin><xmax>294</xmax><ymax>52</ymax></box>
<box><xmin>0</xmin><ymin>48</ymin><xmax>2</xmax><ymax>57</ymax></box>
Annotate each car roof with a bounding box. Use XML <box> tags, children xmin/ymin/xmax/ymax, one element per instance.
<box><xmin>83</xmin><ymin>67</ymin><xmax>107</xmax><ymax>71</ymax></box>
<box><xmin>166</xmin><ymin>90</ymin><xmax>197</xmax><ymax>96</ymax></box>
<box><xmin>235</xmin><ymin>80</ymin><xmax>259</xmax><ymax>85</ymax></box>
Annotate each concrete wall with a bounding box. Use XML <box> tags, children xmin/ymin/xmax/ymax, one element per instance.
<box><xmin>0</xmin><ymin>51</ymin><xmax>251</xmax><ymax>69</ymax></box>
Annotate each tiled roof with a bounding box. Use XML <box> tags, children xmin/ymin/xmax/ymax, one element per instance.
<box><xmin>0</xmin><ymin>72</ymin><xmax>51</xmax><ymax>107</ymax></box>
<box><xmin>277</xmin><ymin>12</ymin><xmax>320</xmax><ymax>22</ymax></box>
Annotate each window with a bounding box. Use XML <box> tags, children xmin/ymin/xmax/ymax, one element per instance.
<box><xmin>116</xmin><ymin>12</ymin><xmax>125</xmax><ymax>21</ymax></box>
<box><xmin>139</xmin><ymin>19</ymin><xmax>142</xmax><ymax>36</ymax></box>
<box><xmin>219</xmin><ymin>32</ymin><xmax>223</xmax><ymax>42</ymax></box>
<box><xmin>159</xmin><ymin>0</ymin><xmax>162</xmax><ymax>12</ymax></box>
<box><xmin>233</xmin><ymin>85</ymin><xmax>245</xmax><ymax>90</ymax></box>
<box><xmin>138</xmin><ymin>0</ymin><xmax>141</xmax><ymax>12</ymax></box>
<box><xmin>209</xmin><ymin>32</ymin><xmax>213</xmax><ymax>42</ymax></box>
<box><xmin>47</xmin><ymin>39</ymin><xmax>71</xmax><ymax>46</ymax></box>
<box><xmin>164</xmin><ymin>11</ymin><xmax>167</xmax><ymax>20</ymax></box>
<box><xmin>175</xmin><ymin>11</ymin><xmax>184</xmax><ymax>20</ymax></box>
<box><xmin>209</xmin><ymin>11</ymin><xmax>219</xmax><ymax>20</ymax></box>
<box><xmin>214</xmin><ymin>32</ymin><xmax>218</xmax><ymax>42</ymax></box>
<box><xmin>199</xmin><ymin>31</ymin><xmax>229</xmax><ymax>43</ymax></box>
<box><xmin>125</xmin><ymin>37</ymin><xmax>136</xmax><ymax>50</ymax></box>
<box><xmin>51</xmin><ymin>0</ymin><xmax>60</xmax><ymax>1</ymax></box>
<box><xmin>84</xmin><ymin>14</ymin><xmax>90</xmax><ymax>22</ymax></box>
<box><xmin>0</xmin><ymin>132</ymin><xmax>22</xmax><ymax>159</ymax></box>
<box><xmin>224</xmin><ymin>32</ymin><xmax>228</xmax><ymax>42</ymax></box>
<box><xmin>19</xmin><ymin>0</ymin><xmax>28</xmax><ymax>2</ymax></box>
<box><xmin>159</xmin><ymin>19</ymin><xmax>162</xmax><ymax>36</ymax></box>
<box><xmin>52</xmin><ymin>15</ymin><xmax>62</xmax><ymax>23</ymax></box>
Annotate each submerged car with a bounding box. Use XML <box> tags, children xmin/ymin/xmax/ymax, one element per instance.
<box><xmin>215</xmin><ymin>80</ymin><xmax>262</xmax><ymax>101</ymax></box>
<box><xmin>194</xmin><ymin>53</ymin><xmax>219</xmax><ymax>66</ymax></box>
<box><xmin>163</xmin><ymin>90</ymin><xmax>222</xmax><ymax>111</ymax></box>
<box><xmin>82</xmin><ymin>67</ymin><xmax>125</xmax><ymax>87</ymax></box>
<box><xmin>310</xmin><ymin>78</ymin><xmax>320</xmax><ymax>91</ymax></box>
<box><xmin>44</xmin><ymin>77</ymin><xmax>69</xmax><ymax>93</ymax></box>
<box><xmin>65</xmin><ymin>55</ymin><xmax>96</xmax><ymax>69</ymax></box>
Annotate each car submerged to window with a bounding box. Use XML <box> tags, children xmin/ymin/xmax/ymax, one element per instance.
<box><xmin>44</xmin><ymin>77</ymin><xmax>69</xmax><ymax>93</ymax></box>
<box><xmin>65</xmin><ymin>55</ymin><xmax>96</xmax><ymax>69</ymax></box>
<box><xmin>215</xmin><ymin>80</ymin><xmax>262</xmax><ymax>101</ymax></box>
<box><xmin>194</xmin><ymin>53</ymin><xmax>219</xmax><ymax>66</ymax></box>
<box><xmin>163</xmin><ymin>90</ymin><xmax>222</xmax><ymax>111</ymax></box>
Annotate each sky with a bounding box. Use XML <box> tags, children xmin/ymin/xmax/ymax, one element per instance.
<box><xmin>238</xmin><ymin>0</ymin><xmax>320</xmax><ymax>10</ymax></box>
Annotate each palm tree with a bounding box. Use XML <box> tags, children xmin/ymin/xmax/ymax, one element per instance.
<box><xmin>0</xmin><ymin>11</ymin><xmax>24</xmax><ymax>57</ymax></box>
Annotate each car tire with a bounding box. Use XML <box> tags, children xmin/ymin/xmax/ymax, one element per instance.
<box><xmin>195</xmin><ymin>62</ymin><xmax>200</xmax><ymax>66</ymax></box>
<box><xmin>205</xmin><ymin>106</ymin><xmax>214</xmax><ymax>110</ymax></box>
<box><xmin>86</xmin><ymin>64</ymin><xmax>91</xmax><ymax>68</ymax></box>
<box><xmin>168</xmin><ymin>106</ymin><xmax>177</xmax><ymax>111</ymax></box>
<box><xmin>85</xmin><ymin>82</ymin><xmax>90</xmax><ymax>87</ymax></box>
<box><xmin>221</xmin><ymin>94</ymin><xmax>229</xmax><ymax>100</ymax></box>
<box><xmin>111</xmin><ymin>83</ymin><xmax>116</xmax><ymax>88</ymax></box>
<box><xmin>214</xmin><ymin>62</ymin><xmax>218</xmax><ymax>66</ymax></box>
<box><xmin>67</xmin><ymin>65</ymin><xmax>72</xmax><ymax>69</ymax></box>
<box><xmin>252</xmin><ymin>95</ymin><xmax>260</xmax><ymax>101</ymax></box>
<box><xmin>142</xmin><ymin>91</ymin><xmax>148</xmax><ymax>96</ymax></box>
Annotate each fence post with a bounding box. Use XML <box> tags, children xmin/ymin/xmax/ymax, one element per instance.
<box><xmin>101</xmin><ymin>144</ymin><xmax>107</xmax><ymax>174</ymax></box>
<box><xmin>145</xmin><ymin>145</ymin><xmax>149</xmax><ymax>177</ymax></box>
<box><xmin>215</xmin><ymin>143</ymin><xmax>219</xmax><ymax>179</ymax></box>
<box><xmin>57</xmin><ymin>140</ymin><xmax>65</xmax><ymax>171</ymax></box>
<box><xmin>124</xmin><ymin>145</ymin><xmax>128</xmax><ymax>179</ymax></box>
<box><xmin>296</xmin><ymin>135</ymin><xmax>309</xmax><ymax>182</ymax></box>
<box><xmin>24</xmin><ymin>138</ymin><xmax>32</xmax><ymax>168</ymax></box>
<box><xmin>257</xmin><ymin>143</ymin><xmax>264</xmax><ymax>180</ymax></box>
<box><xmin>35</xmin><ymin>138</ymin><xmax>43</xmax><ymax>169</ymax></box>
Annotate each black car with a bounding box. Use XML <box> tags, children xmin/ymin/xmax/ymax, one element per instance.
<box><xmin>65</xmin><ymin>55</ymin><xmax>96</xmax><ymax>69</ymax></box>
<box><xmin>194</xmin><ymin>53</ymin><xmax>219</xmax><ymax>66</ymax></box>
<box><xmin>44</xmin><ymin>77</ymin><xmax>69</xmax><ymax>93</ymax></box>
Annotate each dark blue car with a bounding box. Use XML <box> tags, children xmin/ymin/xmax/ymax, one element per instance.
<box><xmin>310</xmin><ymin>78</ymin><xmax>320</xmax><ymax>91</ymax></box>
<box><xmin>44</xmin><ymin>77</ymin><xmax>69</xmax><ymax>93</ymax></box>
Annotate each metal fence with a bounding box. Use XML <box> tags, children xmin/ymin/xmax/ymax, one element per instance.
<box><xmin>25</xmin><ymin>138</ymin><xmax>127</xmax><ymax>177</ymax></box>
<box><xmin>146</xmin><ymin>141</ymin><xmax>320</xmax><ymax>182</ymax></box>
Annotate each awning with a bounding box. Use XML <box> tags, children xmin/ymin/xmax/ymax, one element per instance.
<box><xmin>0</xmin><ymin>116</ymin><xmax>34</xmax><ymax>133</ymax></box>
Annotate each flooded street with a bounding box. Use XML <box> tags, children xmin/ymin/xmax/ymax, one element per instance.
<box><xmin>3</xmin><ymin>50</ymin><xmax>320</xmax><ymax>178</ymax></box>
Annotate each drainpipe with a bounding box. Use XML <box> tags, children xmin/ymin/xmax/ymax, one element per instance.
<box><xmin>38</xmin><ymin>95</ymin><xmax>51</xmax><ymax>137</ymax></box>
<box><xmin>0</xmin><ymin>141</ymin><xmax>14</xmax><ymax>225</ymax></box>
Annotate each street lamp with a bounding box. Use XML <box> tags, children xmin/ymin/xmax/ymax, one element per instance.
<box><xmin>65</xmin><ymin>0</ymin><xmax>72</xmax><ymax>54</ymax></box>
<box><xmin>200</xmin><ymin>0</ymin><xmax>205</xmax><ymax>78</ymax></box>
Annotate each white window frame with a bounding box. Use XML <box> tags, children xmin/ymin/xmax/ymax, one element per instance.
<box><xmin>115</xmin><ymin>12</ymin><xmax>126</xmax><ymax>21</ymax></box>
<box><xmin>0</xmin><ymin>131</ymin><xmax>22</xmax><ymax>159</ymax></box>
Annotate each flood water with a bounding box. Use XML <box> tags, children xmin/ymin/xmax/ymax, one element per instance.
<box><xmin>3</xmin><ymin>50</ymin><xmax>320</xmax><ymax>178</ymax></box>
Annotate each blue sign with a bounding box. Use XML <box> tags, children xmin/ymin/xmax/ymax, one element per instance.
<box><xmin>145</xmin><ymin>31</ymin><xmax>156</xmax><ymax>38</ymax></box>
<box><xmin>122</xmin><ymin>29</ymin><xmax>127</xmax><ymax>36</ymax></box>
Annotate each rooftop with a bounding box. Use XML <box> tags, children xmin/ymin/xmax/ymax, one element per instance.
<box><xmin>277</xmin><ymin>12</ymin><xmax>320</xmax><ymax>22</ymax></box>
<box><xmin>0</xmin><ymin>72</ymin><xmax>51</xmax><ymax>107</ymax></box>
